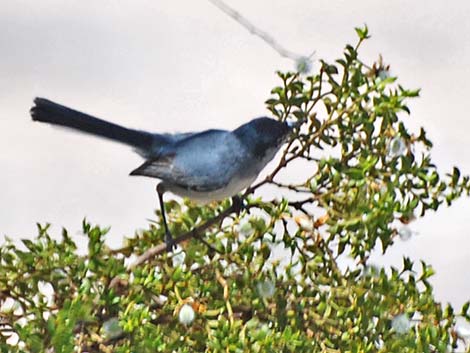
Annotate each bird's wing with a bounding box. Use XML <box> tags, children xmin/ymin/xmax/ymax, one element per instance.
<box><xmin>130</xmin><ymin>130</ymin><xmax>246</xmax><ymax>192</ymax></box>
<box><xmin>130</xmin><ymin>152</ymin><xmax>215</xmax><ymax>188</ymax></box>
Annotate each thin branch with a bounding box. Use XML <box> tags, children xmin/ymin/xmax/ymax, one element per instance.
<box><xmin>125</xmin><ymin>201</ymin><xmax>245</xmax><ymax>271</ymax></box>
<box><xmin>207</xmin><ymin>0</ymin><xmax>313</xmax><ymax>61</ymax></box>
<box><xmin>270</xmin><ymin>180</ymin><xmax>312</xmax><ymax>193</ymax></box>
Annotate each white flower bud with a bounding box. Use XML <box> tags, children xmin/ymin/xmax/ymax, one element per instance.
<box><xmin>388</xmin><ymin>136</ymin><xmax>406</xmax><ymax>158</ymax></box>
<box><xmin>378</xmin><ymin>69</ymin><xmax>390</xmax><ymax>80</ymax></box>
<box><xmin>171</xmin><ymin>251</ymin><xmax>186</xmax><ymax>267</ymax></box>
<box><xmin>295</xmin><ymin>56</ymin><xmax>312</xmax><ymax>74</ymax></box>
<box><xmin>239</xmin><ymin>222</ymin><xmax>254</xmax><ymax>237</ymax></box>
<box><xmin>391</xmin><ymin>313</ymin><xmax>411</xmax><ymax>334</ymax></box>
<box><xmin>398</xmin><ymin>226</ymin><xmax>413</xmax><ymax>241</ymax></box>
<box><xmin>178</xmin><ymin>304</ymin><xmax>195</xmax><ymax>325</ymax></box>
<box><xmin>103</xmin><ymin>317</ymin><xmax>122</xmax><ymax>340</ymax></box>
<box><xmin>257</xmin><ymin>280</ymin><xmax>275</xmax><ymax>298</ymax></box>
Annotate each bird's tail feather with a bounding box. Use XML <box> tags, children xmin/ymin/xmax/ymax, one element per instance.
<box><xmin>30</xmin><ymin>97</ymin><xmax>155</xmax><ymax>151</ymax></box>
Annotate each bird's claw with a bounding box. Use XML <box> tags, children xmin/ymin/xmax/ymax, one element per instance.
<box><xmin>165</xmin><ymin>231</ymin><xmax>176</xmax><ymax>251</ymax></box>
<box><xmin>231</xmin><ymin>195</ymin><xmax>246</xmax><ymax>213</ymax></box>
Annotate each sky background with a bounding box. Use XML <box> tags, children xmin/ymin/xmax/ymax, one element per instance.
<box><xmin>1</xmin><ymin>1</ymin><xmax>469</xmax><ymax>308</ymax></box>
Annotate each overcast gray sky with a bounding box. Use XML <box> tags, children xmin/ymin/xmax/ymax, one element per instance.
<box><xmin>1</xmin><ymin>1</ymin><xmax>469</xmax><ymax>307</ymax></box>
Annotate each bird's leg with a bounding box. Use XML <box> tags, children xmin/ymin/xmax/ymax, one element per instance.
<box><xmin>156</xmin><ymin>183</ymin><xmax>175</xmax><ymax>251</ymax></box>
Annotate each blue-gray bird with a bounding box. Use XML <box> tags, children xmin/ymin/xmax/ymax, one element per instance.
<box><xmin>30</xmin><ymin>98</ymin><xmax>296</xmax><ymax>248</ymax></box>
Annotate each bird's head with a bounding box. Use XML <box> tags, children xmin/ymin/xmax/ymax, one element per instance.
<box><xmin>234</xmin><ymin>117</ymin><xmax>300</xmax><ymax>159</ymax></box>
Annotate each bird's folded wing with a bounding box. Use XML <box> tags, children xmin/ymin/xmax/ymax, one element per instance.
<box><xmin>129</xmin><ymin>154</ymin><xmax>227</xmax><ymax>192</ymax></box>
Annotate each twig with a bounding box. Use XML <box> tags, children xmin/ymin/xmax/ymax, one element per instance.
<box><xmin>207</xmin><ymin>0</ymin><xmax>313</xmax><ymax>61</ymax></box>
<box><xmin>270</xmin><ymin>180</ymin><xmax>312</xmax><ymax>193</ymax></box>
<box><xmin>126</xmin><ymin>201</ymin><xmax>245</xmax><ymax>271</ymax></box>
<box><xmin>215</xmin><ymin>269</ymin><xmax>234</xmax><ymax>325</ymax></box>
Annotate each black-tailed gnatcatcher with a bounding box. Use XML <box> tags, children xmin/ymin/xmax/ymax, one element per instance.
<box><xmin>30</xmin><ymin>98</ymin><xmax>297</xmax><ymax>248</ymax></box>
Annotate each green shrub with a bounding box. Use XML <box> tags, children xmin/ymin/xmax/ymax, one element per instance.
<box><xmin>1</xmin><ymin>27</ymin><xmax>469</xmax><ymax>353</ymax></box>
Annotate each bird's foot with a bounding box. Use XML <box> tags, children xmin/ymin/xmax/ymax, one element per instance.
<box><xmin>231</xmin><ymin>195</ymin><xmax>246</xmax><ymax>214</ymax></box>
<box><xmin>165</xmin><ymin>231</ymin><xmax>176</xmax><ymax>251</ymax></box>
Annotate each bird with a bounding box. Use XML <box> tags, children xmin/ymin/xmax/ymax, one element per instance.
<box><xmin>30</xmin><ymin>97</ymin><xmax>298</xmax><ymax>249</ymax></box>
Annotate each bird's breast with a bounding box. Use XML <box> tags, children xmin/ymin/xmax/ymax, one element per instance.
<box><xmin>165</xmin><ymin>174</ymin><xmax>256</xmax><ymax>204</ymax></box>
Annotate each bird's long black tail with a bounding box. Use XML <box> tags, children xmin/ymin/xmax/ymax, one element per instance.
<box><xmin>30</xmin><ymin>97</ymin><xmax>155</xmax><ymax>151</ymax></box>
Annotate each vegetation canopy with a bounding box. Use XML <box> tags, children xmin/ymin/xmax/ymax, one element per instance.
<box><xmin>1</xmin><ymin>27</ymin><xmax>470</xmax><ymax>352</ymax></box>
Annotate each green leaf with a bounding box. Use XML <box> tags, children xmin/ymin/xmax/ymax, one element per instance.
<box><xmin>354</xmin><ymin>25</ymin><xmax>370</xmax><ymax>40</ymax></box>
